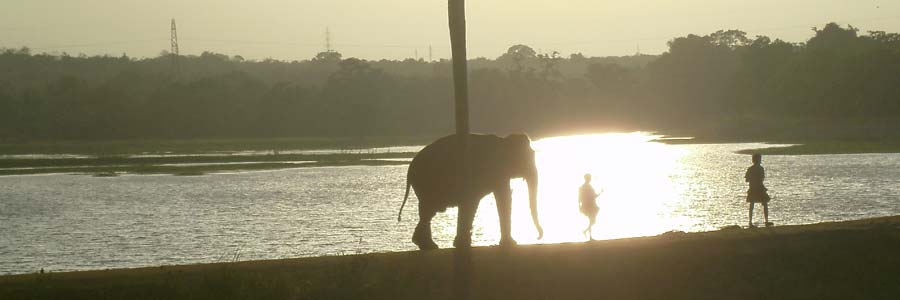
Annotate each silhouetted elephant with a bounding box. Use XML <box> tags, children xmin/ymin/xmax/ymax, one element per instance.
<box><xmin>398</xmin><ymin>133</ymin><xmax>543</xmax><ymax>250</ymax></box>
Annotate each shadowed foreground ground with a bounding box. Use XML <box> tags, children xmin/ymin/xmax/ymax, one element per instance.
<box><xmin>2</xmin><ymin>216</ymin><xmax>899</xmax><ymax>300</ymax></box>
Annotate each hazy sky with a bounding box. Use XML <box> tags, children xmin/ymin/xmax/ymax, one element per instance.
<box><xmin>2</xmin><ymin>0</ymin><xmax>898</xmax><ymax>60</ymax></box>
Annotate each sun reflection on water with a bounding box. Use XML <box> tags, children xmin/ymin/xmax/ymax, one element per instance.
<box><xmin>465</xmin><ymin>132</ymin><xmax>694</xmax><ymax>245</ymax></box>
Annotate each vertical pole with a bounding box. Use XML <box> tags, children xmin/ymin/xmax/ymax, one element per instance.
<box><xmin>448</xmin><ymin>1</ymin><xmax>472</xmax><ymax>299</ymax></box>
<box><xmin>448</xmin><ymin>0</ymin><xmax>471</xmax><ymax>236</ymax></box>
<box><xmin>449</xmin><ymin>0</ymin><xmax>469</xmax><ymax>138</ymax></box>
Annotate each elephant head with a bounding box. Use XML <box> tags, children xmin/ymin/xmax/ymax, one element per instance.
<box><xmin>502</xmin><ymin>134</ymin><xmax>543</xmax><ymax>239</ymax></box>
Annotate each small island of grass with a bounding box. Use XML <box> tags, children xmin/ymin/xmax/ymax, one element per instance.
<box><xmin>736</xmin><ymin>141</ymin><xmax>900</xmax><ymax>156</ymax></box>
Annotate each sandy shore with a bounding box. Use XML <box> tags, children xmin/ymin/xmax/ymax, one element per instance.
<box><xmin>3</xmin><ymin>216</ymin><xmax>899</xmax><ymax>299</ymax></box>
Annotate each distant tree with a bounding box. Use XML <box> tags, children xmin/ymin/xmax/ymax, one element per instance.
<box><xmin>258</xmin><ymin>82</ymin><xmax>316</xmax><ymax>136</ymax></box>
<box><xmin>537</xmin><ymin>51</ymin><xmax>562</xmax><ymax>81</ymax></box>
<box><xmin>14</xmin><ymin>47</ymin><xmax>31</xmax><ymax>55</ymax></box>
<box><xmin>322</xmin><ymin>58</ymin><xmax>387</xmax><ymax>137</ymax></box>
<box><xmin>0</xmin><ymin>83</ymin><xmax>14</xmax><ymax>139</ymax></box>
<box><xmin>498</xmin><ymin>44</ymin><xmax>537</xmax><ymax>72</ymax></box>
<box><xmin>646</xmin><ymin>32</ymin><xmax>740</xmax><ymax>117</ymax></box>
<box><xmin>1</xmin><ymin>21</ymin><xmax>899</xmax><ymax>141</ymax></box>
<box><xmin>313</xmin><ymin>51</ymin><xmax>343</xmax><ymax>63</ymax></box>
<box><xmin>865</xmin><ymin>31</ymin><xmax>900</xmax><ymax>45</ymax></box>
<box><xmin>199</xmin><ymin>51</ymin><xmax>230</xmax><ymax>62</ymax></box>
<box><xmin>585</xmin><ymin>63</ymin><xmax>634</xmax><ymax>94</ymax></box>
<box><xmin>807</xmin><ymin>23</ymin><xmax>859</xmax><ymax>53</ymax></box>
<box><xmin>708</xmin><ymin>30</ymin><xmax>751</xmax><ymax>49</ymax></box>
<box><xmin>737</xmin><ymin>35</ymin><xmax>797</xmax><ymax>112</ymax></box>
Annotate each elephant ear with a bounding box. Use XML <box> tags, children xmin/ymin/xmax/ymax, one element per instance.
<box><xmin>503</xmin><ymin>134</ymin><xmax>535</xmax><ymax>173</ymax></box>
<box><xmin>504</xmin><ymin>133</ymin><xmax>533</xmax><ymax>151</ymax></box>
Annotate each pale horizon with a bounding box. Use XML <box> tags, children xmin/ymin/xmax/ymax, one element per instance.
<box><xmin>2</xmin><ymin>0</ymin><xmax>898</xmax><ymax>61</ymax></box>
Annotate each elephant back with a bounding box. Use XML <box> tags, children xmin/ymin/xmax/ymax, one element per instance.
<box><xmin>408</xmin><ymin>134</ymin><xmax>506</xmax><ymax>205</ymax></box>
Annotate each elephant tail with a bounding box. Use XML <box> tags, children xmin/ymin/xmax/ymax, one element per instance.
<box><xmin>398</xmin><ymin>181</ymin><xmax>411</xmax><ymax>222</ymax></box>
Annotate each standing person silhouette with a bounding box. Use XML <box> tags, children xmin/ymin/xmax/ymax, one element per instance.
<box><xmin>579</xmin><ymin>173</ymin><xmax>601</xmax><ymax>240</ymax></box>
<box><xmin>745</xmin><ymin>154</ymin><xmax>772</xmax><ymax>227</ymax></box>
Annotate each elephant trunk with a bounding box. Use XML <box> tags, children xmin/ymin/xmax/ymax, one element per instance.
<box><xmin>526</xmin><ymin>168</ymin><xmax>543</xmax><ymax>239</ymax></box>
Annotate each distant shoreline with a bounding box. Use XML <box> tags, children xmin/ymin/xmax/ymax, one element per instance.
<box><xmin>0</xmin><ymin>152</ymin><xmax>415</xmax><ymax>176</ymax></box>
<box><xmin>0</xmin><ymin>136</ymin><xmax>427</xmax><ymax>176</ymax></box>
<box><xmin>652</xmin><ymin>136</ymin><xmax>900</xmax><ymax>156</ymax></box>
<box><xmin>734</xmin><ymin>141</ymin><xmax>900</xmax><ymax>155</ymax></box>
<box><xmin>2</xmin><ymin>136</ymin><xmax>900</xmax><ymax>176</ymax></box>
<box><xmin>3</xmin><ymin>215</ymin><xmax>898</xmax><ymax>299</ymax></box>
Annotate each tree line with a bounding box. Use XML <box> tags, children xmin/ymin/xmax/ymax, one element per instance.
<box><xmin>1</xmin><ymin>22</ymin><xmax>898</xmax><ymax>141</ymax></box>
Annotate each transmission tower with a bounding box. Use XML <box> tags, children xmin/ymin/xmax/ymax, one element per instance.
<box><xmin>170</xmin><ymin>19</ymin><xmax>180</xmax><ymax>68</ymax></box>
<box><xmin>429</xmin><ymin>45</ymin><xmax>433</xmax><ymax>62</ymax></box>
<box><xmin>325</xmin><ymin>27</ymin><xmax>333</xmax><ymax>52</ymax></box>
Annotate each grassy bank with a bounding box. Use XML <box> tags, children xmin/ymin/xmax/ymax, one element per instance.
<box><xmin>0</xmin><ymin>160</ymin><xmax>412</xmax><ymax>176</ymax></box>
<box><xmin>0</xmin><ymin>136</ymin><xmax>426</xmax><ymax>176</ymax></box>
<box><xmin>736</xmin><ymin>141</ymin><xmax>900</xmax><ymax>155</ymax></box>
<box><xmin>0</xmin><ymin>136</ymin><xmax>435</xmax><ymax>156</ymax></box>
<box><xmin>0</xmin><ymin>151</ymin><xmax>417</xmax><ymax>175</ymax></box>
<box><xmin>0</xmin><ymin>152</ymin><xmax>416</xmax><ymax>176</ymax></box>
<box><xmin>2</xmin><ymin>216</ymin><xmax>899</xmax><ymax>300</ymax></box>
<box><xmin>652</xmin><ymin>136</ymin><xmax>900</xmax><ymax>156</ymax></box>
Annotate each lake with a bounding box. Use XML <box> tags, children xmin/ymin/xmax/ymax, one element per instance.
<box><xmin>2</xmin><ymin>133</ymin><xmax>899</xmax><ymax>275</ymax></box>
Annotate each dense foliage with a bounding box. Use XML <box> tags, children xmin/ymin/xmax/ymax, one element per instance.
<box><xmin>1</xmin><ymin>23</ymin><xmax>898</xmax><ymax>141</ymax></box>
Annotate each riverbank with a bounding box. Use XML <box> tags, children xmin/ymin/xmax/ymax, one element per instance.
<box><xmin>0</xmin><ymin>136</ymin><xmax>435</xmax><ymax>156</ymax></box>
<box><xmin>0</xmin><ymin>152</ymin><xmax>416</xmax><ymax>176</ymax></box>
<box><xmin>2</xmin><ymin>216</ymin><xmax>898</xmax><ymax>300</ymax></box>
<box><xmin>735</xmin><ymin>141</ymin><xmax>900</xmax><ymax>155</ymax></box>
<box><xmin>655</xmin><ymin>137</ymin><xmax>900</xmax><ymax>156</ymax></box>
<box><xmin>0</xmin><ymin>137</ymin><xmax>427</xmax><ymax>176</ymax></box>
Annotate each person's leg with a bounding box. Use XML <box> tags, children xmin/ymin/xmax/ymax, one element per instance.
<box><xmin>587</xmin><ymin>215</ymin><xmax>596</xmax><ymax>240</ymax></box>
<box><xmin>583</xmin><ymin>217</ymin><xmax>590</xmax><ymax>237</ymax></box>
<box><xmin>748</xmin><ymin>203</ymin><xmax>755</xmax><ymax>226</ymax></box>
<box><xmin>581</xmin><ymin>210</ymin><xmax>589</xmax><ymax>236</ymax></box>
<box><xmin>763</xmin><ymin>203</ymin><xmax>770</xmax><ymax>224</ymax></box>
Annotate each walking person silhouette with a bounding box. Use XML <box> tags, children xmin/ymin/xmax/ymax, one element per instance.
<box><xmin>745</xmin><ymin>154</ymin><xmax>773</xmax><ymax>227</ymax></box>
<box><xmin>579</xmin><ymin>173</ymin><xmax>601</xmax><ymax>240</ymax></box>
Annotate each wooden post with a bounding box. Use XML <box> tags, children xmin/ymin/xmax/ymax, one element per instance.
<box><xmin>448</xmin><ymin>0</ymin><xmax>472</xmax><ymax>243</ymax></box>
<box><xmin>449</xmin><ymin>0</ymin><xmax>469</xmax><ymax>137</ymax></box>
<box><xmin>449</xmin><ymin>1</ymin><xmax>472</xmax><ymax>299</ymax></box>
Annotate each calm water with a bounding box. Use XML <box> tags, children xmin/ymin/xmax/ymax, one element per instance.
<box><xmin>2</xmin><ymin>134</ymin><xmax>899</xmax><ymax>275</ymax></box>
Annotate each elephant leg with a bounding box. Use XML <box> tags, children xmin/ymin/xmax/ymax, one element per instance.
<box><xmin>413</xmin><ymin>206</ymin><xmax>439</xmax><ymax>250</ymax></box>
<box><xmin>453</xmin><ymin>200</ymin><xmax>478</xmax><ymax>249</ymax></box>
<box><xmin>494</xmin><ymin>187</ymin><xmax>517</xmax><ymax>246</ymax></box>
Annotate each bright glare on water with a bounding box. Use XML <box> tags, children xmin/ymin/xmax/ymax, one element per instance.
<box><xmin>2</xmin><ymin>133</ymin><xmax>900</xmax><ymax>275</ymax></box>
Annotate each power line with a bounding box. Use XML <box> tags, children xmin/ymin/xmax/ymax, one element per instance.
<box><xmin>29</xmin><ymin>38</ymin><xmax>167</xmax><ymax>51</ymax></box>
<box><xmin>182</xmin><ymin>37</ymin><xmax>320</xmax><ymax>47</ymax></box>
<box><xmin>180</xmin><ymin>37</ymin><xmax>446</xmax><ymax>49</ymax></box>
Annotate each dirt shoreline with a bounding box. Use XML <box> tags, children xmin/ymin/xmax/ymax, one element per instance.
<box><xmin>3</xmin><ymin>216</ymin><xmax>900</xmax><ymax>299</ymax></box>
